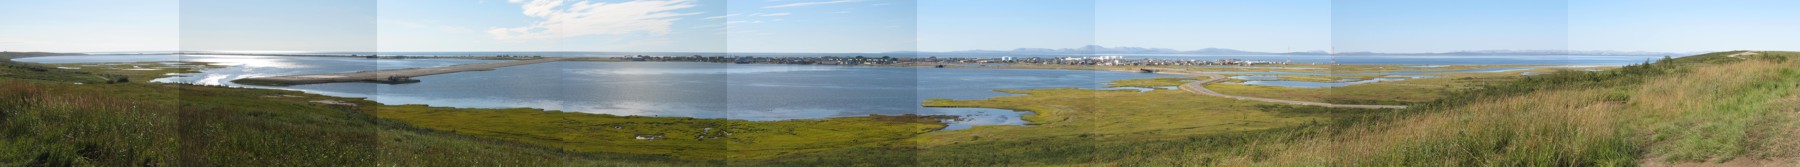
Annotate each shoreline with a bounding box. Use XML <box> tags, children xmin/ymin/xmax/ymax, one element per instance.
<box><xmin>19</xmin><ymin>54</ymin><xmax>1581</xmax><ymax>129</ymax></box>
<box><xmin>231</xmin><ymin>57</ymin><xmax>573</xmax><ymax>86</ymax></box>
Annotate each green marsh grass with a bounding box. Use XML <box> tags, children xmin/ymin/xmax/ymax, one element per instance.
<box><xmin>745</xmin><ymin>51</ymin><xmax>1800</xmax><ymax>166</ymax></box>
<box><xmin>375</xmin><ymin>105</ymin><xmax>946</xmax><ymax>160</ymax></box>
<box><xmin>0</xmin><ymin>61</ymin><xmax>697</xmax><ymax>166</ymax></box>
<box><xmin>1106</xmin><ymin>77</ymin><xmax>1193</xmax><ymax>88</ymax></box>
<box><xmin>6</xmin><ymin>51</ymin><xmax>1797</xmax><ymax>166</ymax></box>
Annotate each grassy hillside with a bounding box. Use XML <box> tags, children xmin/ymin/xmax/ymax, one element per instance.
<box><xmin>735</xmin><ymin>51</ymin><xmax>1799</xmax><ymax>166</ymax></box>
<box><xmin>1165</xmin><ymin>51</ymin><xmax>1799</xmax><ymax>166</ymax></box>
<box><xmin>0</xmin><ymin>60</ymin><xmax>703</xmax><ymax>166</ymax></box>
<box><xmin>5</xmin><ymin>51</ymin><xmax>1794</xmax><ymax>166</ymax></box>
<box><xmin>2</xmin><ymin>59</ymin><xmax>946</xmax><ymax>165</ymax></box>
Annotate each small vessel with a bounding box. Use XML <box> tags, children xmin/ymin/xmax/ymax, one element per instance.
<box><xmin>372</xmin><ymin>76</ymin><xmax>421</xmax><ymax>84</ymax></box>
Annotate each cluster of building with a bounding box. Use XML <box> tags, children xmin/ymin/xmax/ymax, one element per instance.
<box><xmin>606</xmin><ymin>55</ymin><xmax>1297</xmax><ymax>66</ymax></box>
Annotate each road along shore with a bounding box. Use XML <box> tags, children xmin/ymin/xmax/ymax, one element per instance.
<box><xmin>1142</xmin><ymin>68</ymin><xmax>1408</xmax><ymax>109</ymax></box>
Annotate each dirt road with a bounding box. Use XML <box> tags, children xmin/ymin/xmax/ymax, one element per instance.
<box><xmin>1150</xmin><ymin>68</ymin><xmax>1409</xmax><ymax>109</ymax></box>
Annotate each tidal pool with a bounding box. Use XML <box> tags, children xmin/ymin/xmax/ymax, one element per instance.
<box><xmin>1227</xmin><ymin>75</ymin><xmax>1418</xmax><ymax>88</ymax></box>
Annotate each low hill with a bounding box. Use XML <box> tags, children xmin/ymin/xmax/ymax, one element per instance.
<box><xmin>0</xmin><ymin>57</ymin><xmax>700</xmax><ymax>166</ymax></box>
<box><xmin>731</xmin><ymin>51</ymin><xmax>1800</xmax><ymax>166</ymax></box>
<box><xmin>4</xmin><ymin>51</ymin><xmax>1794</xmax><ymax>166</ymax></box>
<box><xmin>1146</xmin><ymin>51</ymin><xmax>1800</xmax><ymax>166</ymax></box>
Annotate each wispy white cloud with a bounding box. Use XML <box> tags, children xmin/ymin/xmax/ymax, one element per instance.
<box><xmin>752</xmin><ymin>12</ymin><xmax>791</xmax><ymax>17</ymax></box>
<box><xmin>725</xmin><ymin>29</ymin><xmax>772</xmax><ymax>36</ymax></box>
<box><xmin>690</xmin><ymin>24</ymin><xmax>724</xmax><ymax>29</ymax></box>
<box><xmin>764</xmin><ymin>0</ymin><xmax>862</xmax><ymax>8</ymax></box>
<box><xmin>614</xmin><ymin>37</ymin><xmax>674</xmax><ymax>50</ymax></box>
<box><xmin>439</xmin><ymin>26</ymin><xmax>474</xmax><ymax>33</ymax></box>
<box><xmin>704</xmin><ymin>13</ymin><xmax>740</xmax><ymax>20</ymax></box>
<box><xmin>389</xmin><ymin>20</ymin><xmax>476</xmax><ymax>34</ymax></box>
<box><xmin>490</xmin><ymin>0</ymin><xmax>699</xmax><ymax>41</ymax></box>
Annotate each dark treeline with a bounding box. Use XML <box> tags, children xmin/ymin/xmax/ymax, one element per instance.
<box><xmin>0</xmin><ymin>52</ymin><xmax>84</xmax><ymax>60</ymax></box>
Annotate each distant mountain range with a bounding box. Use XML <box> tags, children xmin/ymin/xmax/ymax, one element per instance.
<box><xmin>918</xmin><ymin>45</ymin><xmax>1702</xmax><ymax>56</ymax></box>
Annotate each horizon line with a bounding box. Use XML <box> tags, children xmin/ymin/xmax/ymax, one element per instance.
<box><xmin>18</xmin><ymin>48</ymin><xmax>1721</xmax><ymax>55</ymax></box>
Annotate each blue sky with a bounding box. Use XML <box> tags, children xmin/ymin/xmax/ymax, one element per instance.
<box><xmin>726</xmin><ymin>0</ymin><xmax>916</xmax><ymax>53</ymax></box>
<box><xmin>182</xmin><ymin>0</ymin><xmax>377</xmax><ymax>52</ymax></box>
<box><xmin>1570</xmin><ymin>0</ymin><xmax>1800</xmax><ymax>52</ymax></box>
<box><xmin>377</xmin><ymin>0</ymin><xmax>726</xmax><ymax>52</ymax></box>
<box><xmin>0</xmin><ymin>0</ymin><xmax>177</xmax><ymax>52</ymax></box>
<box><xmin>1100</xmin><ymin>0</ymin><xmax>1330</xmax><ymax>53</ymax></box>
<box><xmin>1333</xmin><ymin>0</ymin><xmax>1569</xmax><ymax>53</ymax></box>
<box><xmin>919</xmin><ymin>0</ymin><xmax>1090</xmax><ymax>52</ymax></box>
<box><xmin>2</xmin><ymin>0</ymin><xmax>1797</xmax><ymax>53</ymax></box>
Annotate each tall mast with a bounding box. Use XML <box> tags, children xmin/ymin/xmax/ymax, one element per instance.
<box><xmin>1329</xmin><ymin>47</ymin><xmax>1336</xmax><ymax>65</ymax></box>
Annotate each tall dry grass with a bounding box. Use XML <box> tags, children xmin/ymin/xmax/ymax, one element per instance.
<box><xmin>1635</xmin><ymin>59</ymin><xmax>1798</xmax><ymax>162</ymax></box>
<box><xmin>1</xmin><ymin>80</ymin><xmax>178</xmax><ymax>166</ymax></box>
<box><xmin>2</xmin><ymin>69</ymin><xmax>698</xmax><ymax>166</ymax></box>
<box><xmin>1182</xmin><ymin>53</ymin><xmax>1800</xmax><ymax>166</ymax></box>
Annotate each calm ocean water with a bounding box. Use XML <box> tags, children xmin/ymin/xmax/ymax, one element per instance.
<box><xmin>16</xmin><ymin>55</ymin><xmax>1180</xmax><ymax>130</ymax></box>
<box><xmin>87</xmin><ymin>52</ymin><xmax>1664</xmax><ymax>65</ymax></box>
<box><xmin>12</xmin><ymin>53</ymin><xmax>1656</xmax><ymax>129</ymax></box>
